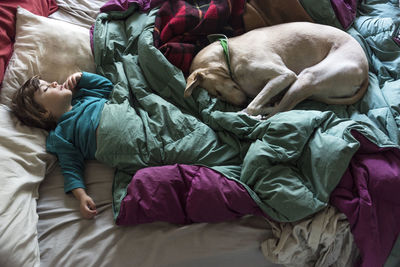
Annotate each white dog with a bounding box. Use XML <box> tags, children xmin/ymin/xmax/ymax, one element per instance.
<box><xmin>184</xmin><ymin>22</ymin><xmax>369</xmax><ymax>117</ymax></box>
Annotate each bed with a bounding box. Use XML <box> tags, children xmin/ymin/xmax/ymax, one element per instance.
<box><xmin>0</xmin><ymin>0</ymin><xmax>399</xmax><ymax>267</ymax></box>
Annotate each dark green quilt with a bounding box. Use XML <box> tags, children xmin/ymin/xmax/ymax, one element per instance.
<box><xmin>92</xmin><ymin>2</ymin><xmax>400</xmax><ymax>224</ymax></box>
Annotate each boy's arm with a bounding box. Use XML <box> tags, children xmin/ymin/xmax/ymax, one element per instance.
<box><xmin>57</xmin><ymin>152</ymin><xmax>97</xmax><ymax>219</ymax></box>
<box><xmin>59</xmin><ymin>154</ymin><xmax>98</xmax><ymax>219</ymax></box>
<box><xmin>47</xmin><ymin>132</ymin><xmax>97</xmax><ymax>219</ymax></box>
<box><xmin>63</xmin><ymin>72</ymin><xmax>113</xmax><ymax>98</ymax></box>
<box><xmin>77</xmin><ymin>72</ymin><xmax>114</xmax><ymax>94</ymax></box>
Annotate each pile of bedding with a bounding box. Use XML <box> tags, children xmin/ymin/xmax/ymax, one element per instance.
<box><xmin>91</xmin><ymin>0</ymin><xmax>400</xmax><ymax>266</ymax></box>
<box><xmin>1</xmin><ymin>0</ymin><xmax>399</xmax><ymax>266</ymax></box>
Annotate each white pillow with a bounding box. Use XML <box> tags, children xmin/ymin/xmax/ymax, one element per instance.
<box><xmin>1</xmin><ymin>6</ymin><xmax>96</xmax><ymax>106</ymax></box>
<box><xmin>0</xmin><ymin>7</ymin><xmax>95</xmax><ymax>267</ymax></box>
<box><xmin>0</xmin><ymin>104</ymin><xmax>54</xmax><ymax>267</ymax></box>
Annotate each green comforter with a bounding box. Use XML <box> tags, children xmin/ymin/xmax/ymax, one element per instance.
<box><xmin>92</xmin><ymin>2</ymin><xmax>399</xmax><ymax>223</ymax></box>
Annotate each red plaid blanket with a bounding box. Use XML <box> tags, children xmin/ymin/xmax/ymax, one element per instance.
<box><xmin>153</xmin><ymin>0</ymin><xmax>246</xmax><ymax>76</ymax></box>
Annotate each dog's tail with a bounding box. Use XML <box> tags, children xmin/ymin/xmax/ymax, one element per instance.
<box><xmin>318</xmin><ymin>76</ymin><xmax>369</xmax><ymax>105</ymax></box>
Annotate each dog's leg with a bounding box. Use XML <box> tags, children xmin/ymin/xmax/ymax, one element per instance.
<box><xmin>245</xmin><ymin>70</ymin><xmax>297</xmax><ymax>116</ymax></box>
<box><xmin>264</xmin><ymin>69</ymin><xmax>316</xmax><ymax>117</ymax></box>
<box><xmin>265</xmin><ymin>46</ymin><xmax>368</xmax><ymax>117</ymax></box>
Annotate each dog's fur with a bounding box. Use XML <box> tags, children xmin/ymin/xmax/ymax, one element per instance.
<box><xmin>184</xmin><ymin>22</ymin><xmax>369</xmax><ymax>117</ymax></box>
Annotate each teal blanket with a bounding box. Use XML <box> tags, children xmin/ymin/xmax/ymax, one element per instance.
<box><xmin>92</xmin><ymin>2</ymin><xmax>399</xmax><ymax>225</ymax></box>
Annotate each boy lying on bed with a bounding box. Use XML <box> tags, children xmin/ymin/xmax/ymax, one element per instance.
<box><xmin>12</xmin><ymin>72</ymin><xmax>107</xmax><ymax>219</ymax></box>
<box><xmin>11</xmin><ymin>72</ymin><xmax>249</xmax><ymax>220</ymax></box>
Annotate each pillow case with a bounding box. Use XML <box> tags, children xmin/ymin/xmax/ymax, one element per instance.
<box><xmin>0</xmin><ymin>0</ymin><xmax>58</xmax><ymax>86</ymax></box>
<box><xmin>0</xmin><ymin>104</ymin><xmax>54</xmax><ymax>267</ymax></box>
<box><xmin>0</xmin><ymin>7</ymin><xmax>95</xmax><ymax>267</ymax></box>
<box><xmin>1</xmin><ymin>7</ymin><xmax>96</xmax><ymax>106</ymax></box>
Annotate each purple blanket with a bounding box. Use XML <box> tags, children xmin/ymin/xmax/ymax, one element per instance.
<box><xmin>331</xmin><ymin>131</ymin><xmax>400</xmax><ymax>267</ymax></box>
<box><xmin>100</xmin><ymin>0</ymin><xmax>152</xmax><ymax>12</ymax></box>
<box><xmin>116</xmin><ymin>164</ymin><xmax>265</xmax><ymax>225</ymax></box>
<box><xmin>330</xmin><ymin>0</ymin><xmax>358</xmax><ymax>29</ymax></box>
<box><xmin>117</xmin><ymin>132</ymin><xmax>400</xmax><ymax>267</ymax></box>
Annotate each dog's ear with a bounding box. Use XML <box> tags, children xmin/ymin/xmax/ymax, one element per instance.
<box><xmin>184</xmin><ymin>70</ymin><xmax>204</xmax><ymax>97</ymax></box>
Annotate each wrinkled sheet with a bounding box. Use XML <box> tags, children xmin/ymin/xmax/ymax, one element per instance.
<box><xmin>38</xmin><ymin>162</ymin><xmax>279</xmax><ymax>267</ymax></box>
<box><xmin>48</xmin><ymin>0</ymin><xmax>105</xmax><ymax>28</ymax></box>
<box><xmin>262</xmin><ymin>206</ymin><xmax>357</xmax><ymax>267</ymax></box>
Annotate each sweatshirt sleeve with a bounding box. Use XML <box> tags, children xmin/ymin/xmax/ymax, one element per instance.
<box><xmin>76</xmin><ymin>72</ymin><xmax>114</xmax><ymax>98</ymax></box>
<box><xmin>46</xmin><ymin>130</ymin><xmax>86</xmax><ymax>193</ymax></box>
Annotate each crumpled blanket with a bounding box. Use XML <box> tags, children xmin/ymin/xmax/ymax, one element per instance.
<box><xmin>93</xmin><ymin>0</ymin><xmax>400</xmax><ymax>266</ymax></box>
<box><xmin>331</xmin><ymin>131</ymin><xmax>400</xmax><ymax>267</ymax></box>
<box><xmin>261</xmin><ymin>205</ymin><xmax>357</xmax><ymax>267</ymax></box>
<box><xmin>116</xmin><ymin>164</ymin><xmax>265</xmax><ymax>225</ymax></box>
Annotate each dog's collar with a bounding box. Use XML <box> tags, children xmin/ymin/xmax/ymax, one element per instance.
<box><xmin>207</xmin><ymin>34</ymin><xmax>234</xmax><ymax>80</ymax></box>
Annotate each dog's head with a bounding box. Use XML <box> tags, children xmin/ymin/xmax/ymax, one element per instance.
<box><xmin>184</xmin><ymin>67</ymin><xmax>248</xmax><ymax>107</ymax></box>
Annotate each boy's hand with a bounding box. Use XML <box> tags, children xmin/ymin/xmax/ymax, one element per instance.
<box><xmin>79</xmin><ymin>194</ymin><xmax>97</xmax><ymax>219</ymax></box>
<box><xmin>72</xmin><ymin>187</ymin><xmax>97</xmax><ymax>219</ymax></box>
<box><xmin>63</xmin><ymin>72</ymin><xmax>82</xmax><ymax>91</ymax></box>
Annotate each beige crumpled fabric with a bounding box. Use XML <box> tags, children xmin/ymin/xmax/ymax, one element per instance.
<box><xmin>261</xmin><ymin>205</ymin><xmax>358</xmax><ymax>267</ymax></box>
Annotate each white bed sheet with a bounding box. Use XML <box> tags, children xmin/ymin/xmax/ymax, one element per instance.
<box><xmin>49</xmin><ymin>0</ymin><xmax>106</xmax><ymax>28</ymax></box>
<box><xmin>38</xmin><ymin>162</ymin><xmax>281</xmax><ymax>267</ymax></box>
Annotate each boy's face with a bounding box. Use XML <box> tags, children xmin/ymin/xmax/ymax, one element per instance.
<box><xmin>34</xmin><ymin>80</ymin><xmax>73</xmax><ymax>120</ymax></box>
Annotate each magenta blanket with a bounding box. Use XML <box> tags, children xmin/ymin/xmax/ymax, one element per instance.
<box><xmin>116</xmin><ymin>164</ymin><xmax>265</xmax><ymax>225</ymax></box>
<box><xmin>330</xmin><ymin>131</ymin><xmax>400</xmax><ymax>267</ymax></box>
<box><xmin>116</xmin><ymin>131</ymin><xmax>400</xmax><ymax>267</ymax></box>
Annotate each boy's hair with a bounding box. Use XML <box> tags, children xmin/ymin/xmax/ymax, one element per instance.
<box><xmin>11</xmin><ymin>76</ymin><xmax>57</xmax><ymax>131</ymax></box>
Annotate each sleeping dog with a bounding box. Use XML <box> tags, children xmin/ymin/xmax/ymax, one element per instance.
<box><xmin>184</xmin><ymin>22</ymin><xmax>369</xmax><ymax>118</ymax></box>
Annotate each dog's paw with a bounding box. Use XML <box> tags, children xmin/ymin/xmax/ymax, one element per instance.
<box><xmin>238</xmin><ymin>109</ymin><xmax>248</xmax><ymax>115</ymax></box>
<box><xmin>243</xmin><ymin>106</ymin><xmax>259</xmax><ymax>116</ymax></box>
<box><xmin>251</xmin><ymin>114</ymin><xmax>265</xmax><ymax>120</ymax></box>
<box><xmin>239</xmin><ymin>108</ymin><xmax>265</xmax><ymax>120</ymax></box>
